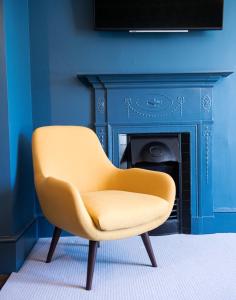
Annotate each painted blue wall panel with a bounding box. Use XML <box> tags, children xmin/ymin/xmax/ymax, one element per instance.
<box><xmin>0</xmin><ymin>0</ymin><xmax>37</xmax><ymax>272</ymax></box>
<box><xmin>0</xmin><ymin>0</ymin><xmax>12</xmax><ymax>236</ymax></box>
<box><xmin>29</xmin><ymin>0</ymin><xmax>51</xmax><ymax>129</ymax></box>
<box><xmin>29</xmin><ymin>0</ymin><xmax>236</xmax><ymax>231</ymax></box>
<box><xmin>4</xmin><ymin>0</ymin><xmax>35</xmax><ymax>234</ymax></box>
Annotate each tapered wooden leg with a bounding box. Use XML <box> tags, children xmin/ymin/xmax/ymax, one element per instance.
<box><xmin>86</xmin><ymin>241</ymin><xmax>98</xmax><ymax>290</ymax></box>
<box><xmin>141</xmin><ymin>232</ymin><xmax>157</xmax><ymax>267</ymax></box>
<box><xmin>46</xmin><ymin>227</ymin><xmax>62</xmax><ymax>263</ymax></box>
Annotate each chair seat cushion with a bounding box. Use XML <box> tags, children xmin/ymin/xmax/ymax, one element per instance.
<box><xmin>81</xmin><ymin>190</ymin><xmax>169</xmax><ymax>231</ymax></box>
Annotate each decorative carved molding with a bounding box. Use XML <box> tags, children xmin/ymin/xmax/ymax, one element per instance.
<box><xmin>97</xmin><ymin>97</ymin><xmax>105</xmax><ymax>114</ymax></box>
<box><xmin>177</xmin><ymin>96</ymin><xmax>185</xmax><ymax>117</ymax></box>
<box><xmin>203</xmin><ymin>126</ymin><xmax>212</xmax><ymax>184</ymax></box>
<box><xmin>97</xmin><ymin>128</ymin><xmax>106</xmax><ymax>149</ymax></box>
<box><xmin>124</xmin><ymin>94</ymin><xmax>185</xmax><ymax>118</ymax></box>
<box><xmin>201</xmin><ymin>95</ymin><xmax>212</xmax><ymax>113</ymax></box>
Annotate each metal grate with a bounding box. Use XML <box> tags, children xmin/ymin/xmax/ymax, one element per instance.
<box><xmin>169</xmin><ymin>199</ymin><xmax>178</xmax><ymax>220</ymax></box>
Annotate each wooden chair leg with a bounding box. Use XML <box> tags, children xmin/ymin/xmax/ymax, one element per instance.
<box><xmin>141</xmin><ymin>232</ymin><xmax>157</xmax><ymax>267</ymax></box>
<box><xmin>86</xmin><ymin>241</ymin><xmax>98</xmax><ymax>290</ymax></box>
<box><xmin>46</xmin><ymin>227</ymin><xmax>62</xmax><ymax>263</ymax></box>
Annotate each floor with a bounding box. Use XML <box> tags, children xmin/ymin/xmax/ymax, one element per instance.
<box><xmin>0</xmin><ymin>234</ymin><xmax>236</xmax><ymax>300</ymax></box>
<box><xmin>0</xmin><ymin>275</ymin><xmax>10</xmax><ymax>290</ymax></box>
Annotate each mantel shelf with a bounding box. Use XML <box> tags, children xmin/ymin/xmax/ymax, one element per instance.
<box><xmin>78</xmin><ymin>72</ymin><xmax>233</xmax><ymax>89</ymax></box>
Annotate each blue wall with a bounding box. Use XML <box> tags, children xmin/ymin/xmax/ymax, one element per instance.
<box><xmin>29</xmin><ymin>0</ymin><xmax>236</xmax><ymax>221</ymax></box>
<box><xmin>0</xmin><ymin>0</ymin><xmax>12</xmax><ymax>236</ymax></box>
<box><xmin>4</xmin><ymin>0</ymin><xmax>35</xmax><ymax>233</ymax></box>
<box><xmin>0</xmin><ymin>0</ymin><xmax>34</xmax><ymax>235</ymax></box>
<box><xmin>0</xmin><ymin>0</ymin><xmax>36</xmax><ymax>273</ymax></box>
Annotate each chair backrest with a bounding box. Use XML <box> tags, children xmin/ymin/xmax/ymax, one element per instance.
<box><xmin>32</xmin><ymin>126</ymin><xmax>115</xmax><ymax>192</ymax></box>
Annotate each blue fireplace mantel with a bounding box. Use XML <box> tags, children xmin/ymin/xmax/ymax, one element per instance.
<box><xmin>78</xmin><ymin>72</ymin><xmax>233</xmax><ymax>234</ymax></box>
<box><xmin>78</xmin><ymin>72</ymin><xmax>232</xmax><ymax>88</ymax></box>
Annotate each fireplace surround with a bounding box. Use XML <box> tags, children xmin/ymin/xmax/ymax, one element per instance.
<box><xmin>78</xmin><ymin>72</ymin><xmax>232</xmax><ymax>234</ymax></box>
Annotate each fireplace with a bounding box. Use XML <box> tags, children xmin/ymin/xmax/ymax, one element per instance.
<box><xmin>118</xmin><ymin>132</ymin><xmax>191</xmax><ymax>235</ymax></box>
<box><xmin>78</xmin><ymin>72</ymin><xmax>232</xmax><ymax>234</ymax></box>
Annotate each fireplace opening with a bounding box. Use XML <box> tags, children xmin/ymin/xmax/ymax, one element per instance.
<box><xmin>118</xmin><ymin>132</ymin><xmax>191</xmax><ymax>235</ymax></box>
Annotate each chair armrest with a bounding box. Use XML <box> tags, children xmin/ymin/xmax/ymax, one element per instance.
<box><xmin>114</xmin><ymin>168</ymin><xmax>176</xmax><ymax>205</ymax></box>
<box><xmin>37</xmin><ymin>177</ymin><xmax>95</xmax><ymax>237</ymax></box>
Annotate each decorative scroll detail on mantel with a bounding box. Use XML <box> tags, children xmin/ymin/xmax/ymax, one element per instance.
<box><xmin>203</xmin><ymin>126</ymin><xmax>212</xmax><ymax>184</ymax></box>
<box><xmin>201</xmin><ymin>95</ymin><xmax>212</xmax><ymax>113</ymax></box>
<box><xmin>124</xmin><ymin>94</ymin><xmax>185</xmax><ymax>118</ymax></box>
<box><xmin>97</xmin><ymin>97</ymin><xmax>105</xmax><ymax>114</ymax></box>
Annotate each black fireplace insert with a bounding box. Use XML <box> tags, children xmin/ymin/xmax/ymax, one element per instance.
<box><xmin>119</xmin><ymin>132</ymin><xmax>191</xmax><ymax>235</ymax></box>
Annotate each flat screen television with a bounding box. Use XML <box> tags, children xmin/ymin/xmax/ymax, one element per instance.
<box><xmin>94</xmin><ymin>0</ymin><xmax>224</xmax><ymax>32</ymax></box>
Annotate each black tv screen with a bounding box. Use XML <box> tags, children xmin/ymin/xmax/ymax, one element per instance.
<box><xmin>94</xmin><ymin>0</ymin><xmax>224</xmax><ymax>31</ymax></box>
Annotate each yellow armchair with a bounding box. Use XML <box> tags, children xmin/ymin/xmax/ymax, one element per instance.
<box><xmin>32</xmin><ymin>126</ymin><xmax>176</xmax><ymax>290</ymax></box>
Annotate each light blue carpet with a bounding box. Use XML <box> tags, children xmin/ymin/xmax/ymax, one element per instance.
<box><xmin>1</xmin><ymin>234</ymin><xmax>236</xmax><ymax>300</ymax></box>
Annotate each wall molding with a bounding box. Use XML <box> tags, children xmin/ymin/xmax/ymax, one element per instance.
<box><xmin>213</xmin><ymin>212</ymin><xmax>236</xmax><ymax>232</ymax></box>
<box><xmin>0</xmin><ymin>219</ymin><xmax>36</xmax><ymax>243</ymax></box>
<box><xmin>0</xmin><ymin>219</ymin><xmax>37</xmax><ymax>273</ymax></box>
<box><xmin>214</xmin><ymin>208</ymin><xmax>236</xmax><ymax>213</ymax></box>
